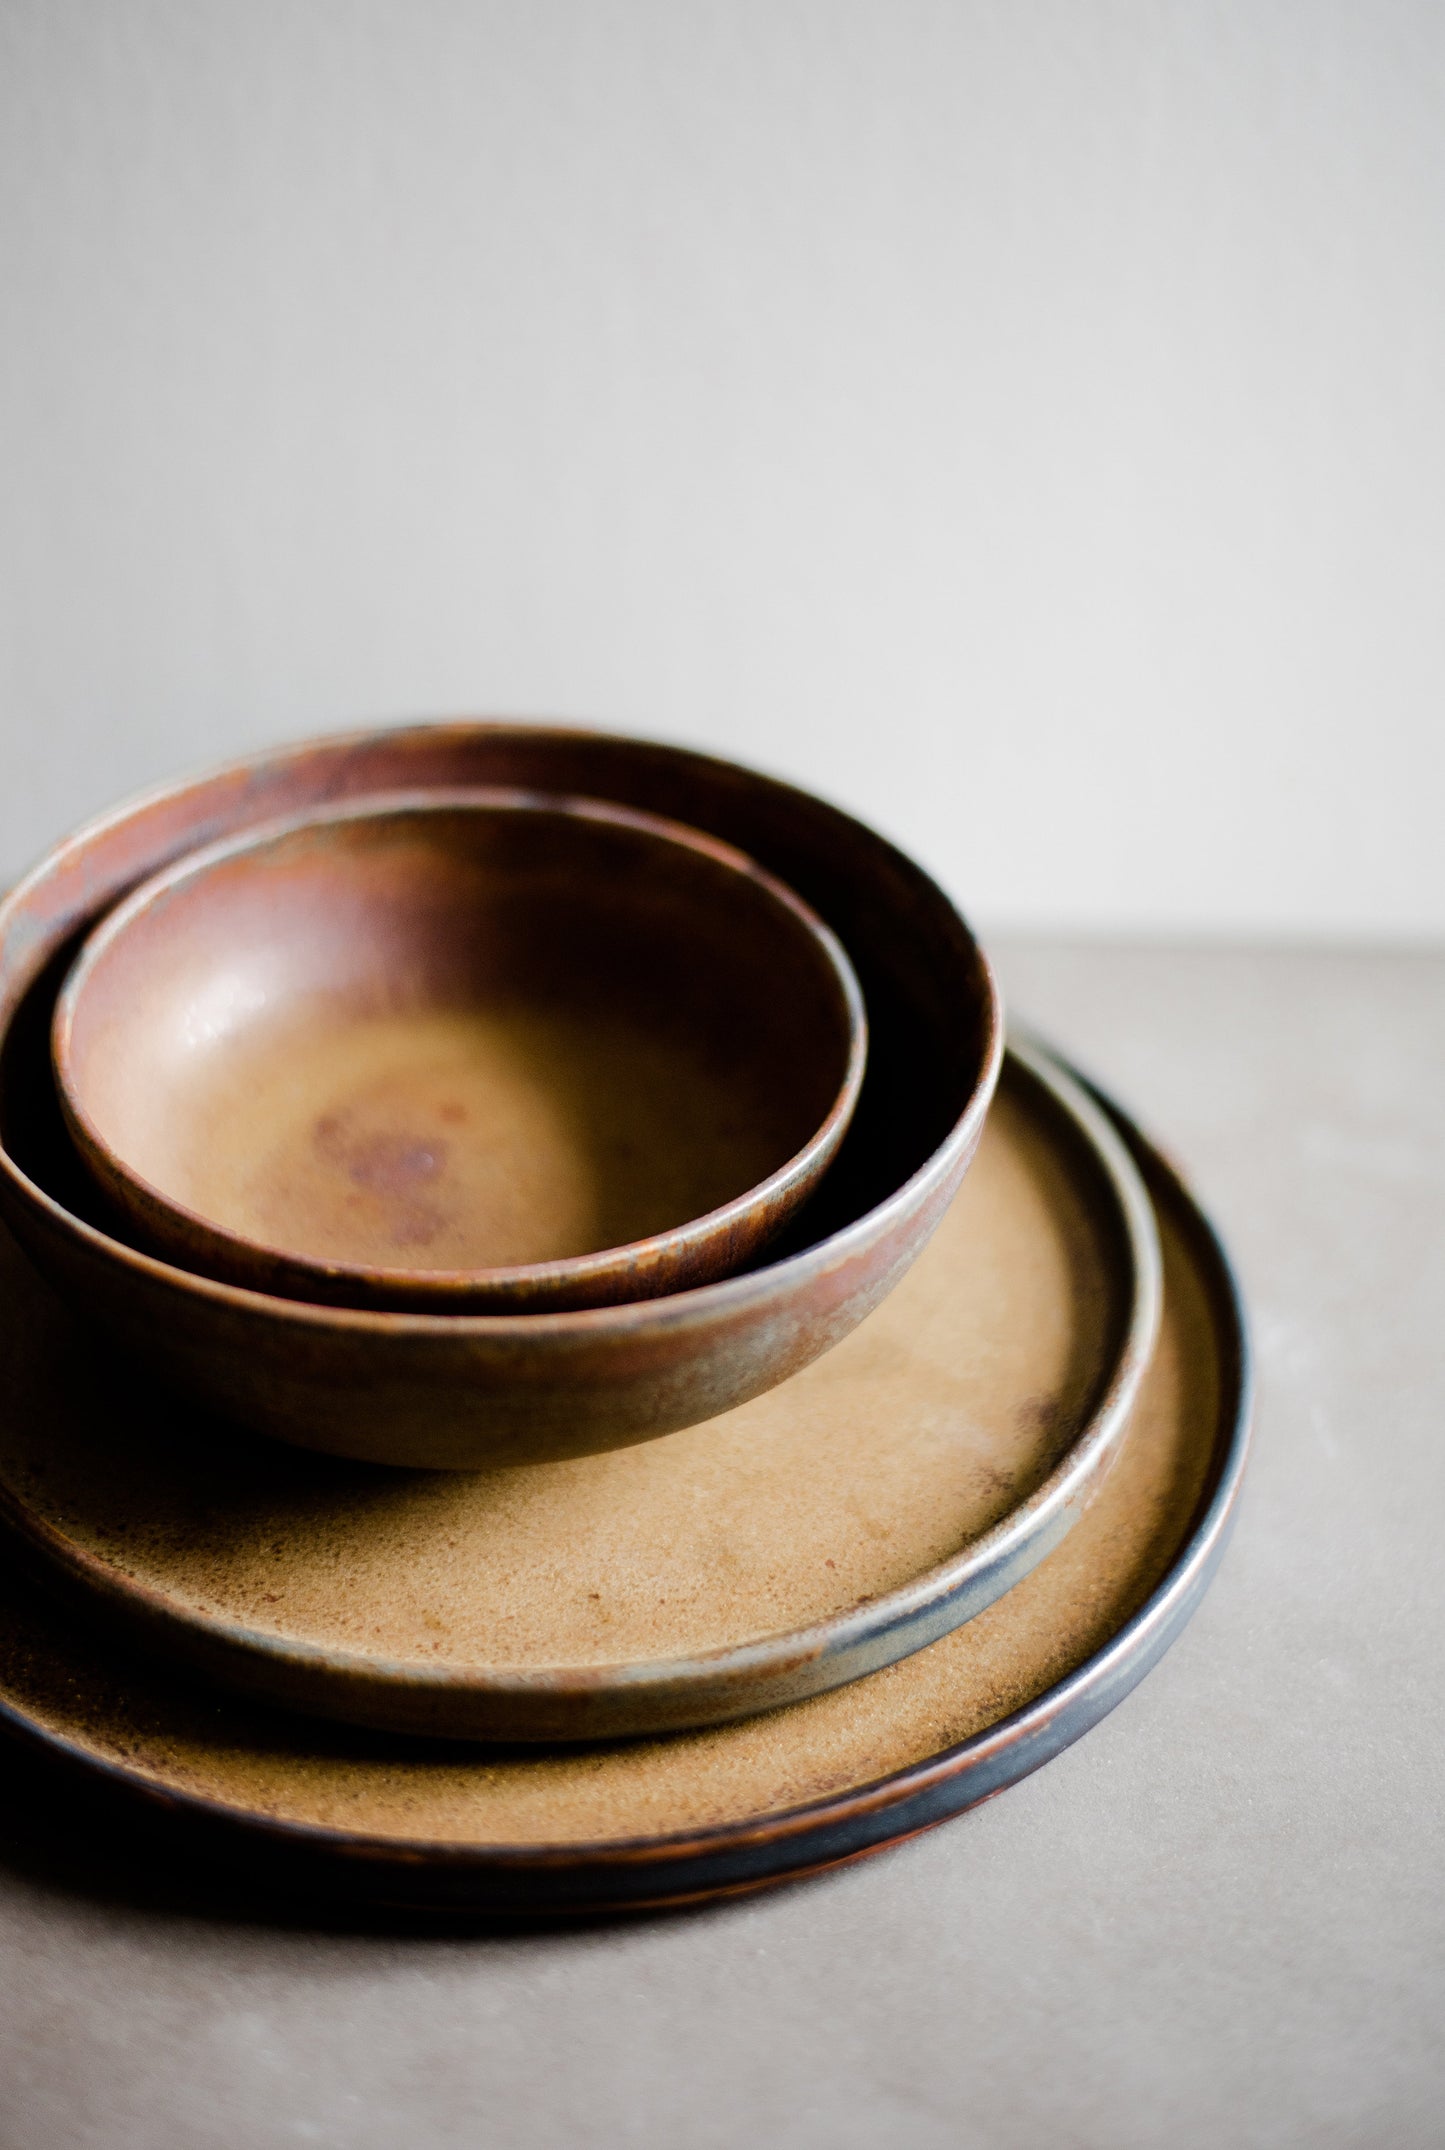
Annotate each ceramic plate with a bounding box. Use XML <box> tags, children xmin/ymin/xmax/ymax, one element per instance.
<box><xmin>0</xmin><ymin>1044</ymin><xmax>1248</xmax><ymax>1910</ymax></box>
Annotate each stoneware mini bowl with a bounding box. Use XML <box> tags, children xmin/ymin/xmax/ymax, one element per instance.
<box><xmin>0</xmin><ymin>723</ymin><xmax>1002</xmax><ymax>1470</ymax></box>
<box><xmin>51</xmin><ymin>789</ymin><xmax>867</xmax><ymax>1314</ymax></box>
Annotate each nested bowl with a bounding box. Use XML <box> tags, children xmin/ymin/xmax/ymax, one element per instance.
<box><xmin>0</xmin><ymin>723</ymin><xmax>1002</xmax><ymax>1470</ymax></box>
<box><xmin>51</xmin><ymin>790</ymin><xmax>865</xmax><ymax>1314</ymax></box>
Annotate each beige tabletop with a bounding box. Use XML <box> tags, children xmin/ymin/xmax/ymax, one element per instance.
<box><xmin>1</xmin><ymin>941</ymin><xmax>1441</xmax><ymax>2150</ymax></box>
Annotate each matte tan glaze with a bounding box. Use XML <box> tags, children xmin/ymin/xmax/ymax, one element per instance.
<box><xmin>0</xmin><ymin>1195</ymin><xmax>1215</xmax><ymax>1849</ymax></box>
<box><xmin>0</xmin><ymin>725</ymin><xmax>1001</xmax><ymax>1470</ymax></box>
<box><xmin>53</xmin><ymin>791</ymin><xmax>865</xmax><ymax>1312</ymax></box>
<box><xmin>0</xmin><ymin>1057</ymin><xmax>1158</xmax><ymax>1738</ymax></box>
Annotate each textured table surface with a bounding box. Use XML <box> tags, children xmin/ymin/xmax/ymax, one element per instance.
<box><xmin>1</xmin><ymin>941</ymin><xmax>1441</xmax><ymax>2150</ymax></box>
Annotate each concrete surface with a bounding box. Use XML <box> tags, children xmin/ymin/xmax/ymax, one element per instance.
<box><xmin>0</xmin><ymin>941</ymin><xmax>1441</xmax><ymax>2148</ymax></box>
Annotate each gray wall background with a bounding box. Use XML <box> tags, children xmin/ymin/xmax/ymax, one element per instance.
<box><xmin>3</xmin><ymin>1</ymin><xmax>1442</xmax><ymax>937</ymax></box>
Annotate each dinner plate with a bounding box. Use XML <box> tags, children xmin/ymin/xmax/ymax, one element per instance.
<box><xmin>0</xmin><ymin>1045</ymin><xmax>1249</xmax><ymax>1912</ymax></box>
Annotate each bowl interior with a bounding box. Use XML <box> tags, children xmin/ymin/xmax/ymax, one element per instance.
<box><xmin>56</xmin><ymin>796</ymin><xmax>858</xmax><ymax>1283</ymax></box>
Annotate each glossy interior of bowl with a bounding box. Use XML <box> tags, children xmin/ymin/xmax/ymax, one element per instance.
<box><xmin>52</xmin><ymin>791</ymin><xmax>864</xmax><ymax>1312</ymax></box>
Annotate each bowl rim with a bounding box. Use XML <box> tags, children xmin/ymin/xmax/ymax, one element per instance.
<box><xmin>49</xmin><ymin>784</ymin><xmax>870</xmax><ymax>1311</ymax></box>
<box><xmin>0</xmin><ymin>720</ymin><xmax>1004</xmax><ymax>1342</ymax></box>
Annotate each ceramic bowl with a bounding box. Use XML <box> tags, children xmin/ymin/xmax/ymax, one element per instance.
<box><xmin>52</xmin><ymin>789</ymin><xmax>866</xmax><ymax>1314</ymax></box>
<box><xmin>0</xmin><ymin>724</ymin><xmax>1002</xmax><ymax>1469</ymax></box>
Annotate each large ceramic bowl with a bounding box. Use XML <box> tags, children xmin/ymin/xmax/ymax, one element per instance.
<box><xmin>53</xmin><ymin>790</ymin><xmax>866</xmax><ymax>1313</ymax></box>
<box><xmin>0</xmin><ymin>725</ymin><xmax>1002</xmax><ymax>1469</ymax></box>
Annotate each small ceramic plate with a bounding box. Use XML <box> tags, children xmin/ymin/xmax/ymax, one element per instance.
<box><xmin>0</xmin><ymin>1040</ymin><xmax>1159</xmax><ymax>1742</ymax></box>
<box><xmin>0</xmin><ymin>1043</ymin><xmax>1249</xmax><ymax>1915</ymax></box>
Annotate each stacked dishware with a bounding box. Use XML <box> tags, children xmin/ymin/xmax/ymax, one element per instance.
<box><xmin>0</xmin><ymin>724</ymin><xmax>1250</xmax><ymax>1912</ymax></box>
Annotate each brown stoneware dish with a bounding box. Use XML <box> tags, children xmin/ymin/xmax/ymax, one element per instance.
<box><xmin>0</xmin><ymin>1043</ymin><xmax>1161</xmax><ymax>1742</ymax></box>
<box><xmin>0</xmin><ymin>1052</ymin><xmax>1251</xmax><ymax>1913</ymax></box>
<box><xmin>0</xmin><ymin>723</ymin><xmax>1002</xmax><ymax>1471</ymax></box>
<box><xmin>52</xmin><ymin>789</ymin><xmax>866</xmax><ymax>1314</ymax></box>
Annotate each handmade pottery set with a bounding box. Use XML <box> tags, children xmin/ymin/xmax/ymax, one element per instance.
<box><xmin>0</xmin><ymin>724</ymin><xmax>1250</xmax><ymax>1913</ymax></box>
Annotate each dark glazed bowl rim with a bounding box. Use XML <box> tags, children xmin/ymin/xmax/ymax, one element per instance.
<box><xmin>50</xmin><ymin>786</ymin><xmax>868</xmax><ymax>1312</ymax></box>
<box><xmin>0</xmin><ymin>722</ymin><xmax>1003</xmax><ymax>1344</ymax></box>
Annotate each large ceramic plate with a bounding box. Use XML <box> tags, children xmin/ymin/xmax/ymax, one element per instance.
<box><xmin>0</xmin><ymin>1044</ymin><xmax>1249</xmax><ymax>1910</ymax></box>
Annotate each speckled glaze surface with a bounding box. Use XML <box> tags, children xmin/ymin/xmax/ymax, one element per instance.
<box><xmin>53</xmin><ymin>789</ymin><xmax>866</xmax><ymax>1314</ymax></box>
<box><xmin>0</xmin><ymin>1049</ymin><xmax>1249</xmax><ymax>1913</ymax></box>
<box><xmin>0</xmin><ymin>724</ymin><xmax>1001</xmax><ymax>1469</ymax></box>
<box><xmin>0</xmin><ymin>1042</ymin><xmax>1160</xmax><ymax>1742</ymax></box>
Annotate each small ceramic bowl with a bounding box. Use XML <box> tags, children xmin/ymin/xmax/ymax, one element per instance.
<box><xmin>51</xmin><ymin>790</ymin><xmax>867</xmax><ymax>1313</ymax></box>
<box><xmin>0</xmin><ymin>722</ymin><xmax>1001</xmax><ymax>1470</ymax></box>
